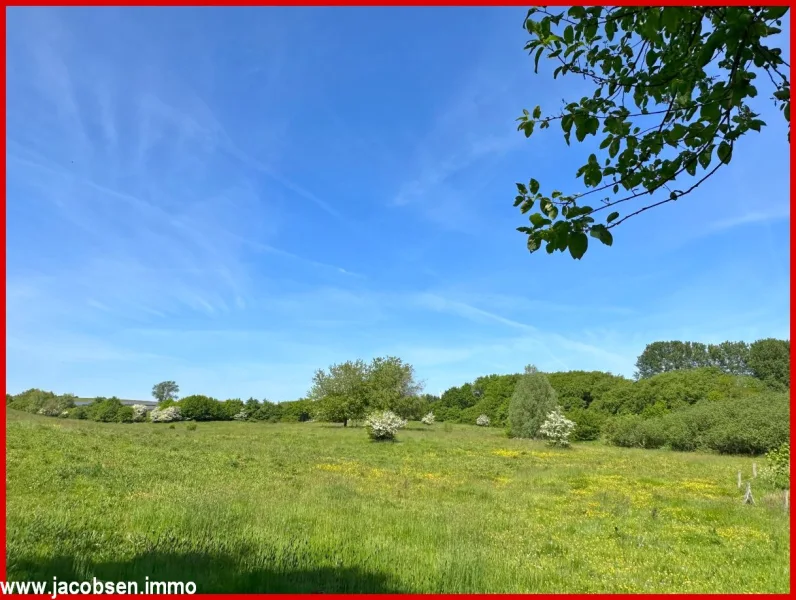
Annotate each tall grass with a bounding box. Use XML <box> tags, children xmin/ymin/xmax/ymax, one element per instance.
<box><xmin>6</xmin><ymin>410</ymin><xmax>788</xmax><ymax>593</ymax></box>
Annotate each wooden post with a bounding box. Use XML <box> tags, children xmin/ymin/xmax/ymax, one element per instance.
<box><xmin>752</xmin><ymin>462</ymin><xmax>757</xmax><ymax>478</ymax></box>
<box><xmin>743</xmin><ymin>482</ymin><xmax>755</xmax><ymax>505</ymax></box>
<box><xmin>737</xmin><ymin>471</ymin><xmax>742</xmax><ymax>489</ymax></box>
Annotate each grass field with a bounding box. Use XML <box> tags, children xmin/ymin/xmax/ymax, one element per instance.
<box><xmin>5</xmin><ymin>409</ymin><xmax>789</xmax><ymax>593</ymax></box>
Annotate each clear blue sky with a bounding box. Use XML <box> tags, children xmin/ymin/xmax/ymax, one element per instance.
<box><xmin>6</xmin><ymin>7</ymin><xmax>790</xmax><ymax>401</ymax></box>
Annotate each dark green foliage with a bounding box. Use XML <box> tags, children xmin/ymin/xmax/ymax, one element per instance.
<box><xmin>179</xmin><ymin>395</ymin><xmax>222</xmax><ymax>421</ymax></box>
<box><xmin>591</xmin><ymin>367</ymin><xmax>766</xmax><ymax>415</ymax></box>
<box><xmin>748</xmin><ymin>338</ymin><xmax>790</xmax><ymax>389</ymax></box>
<box><xmin>546</xmin><ymin>371</ymin><xmax>629</xmax><ymax>409</ymax></box>
<box><xmin>116</xmin><ymin>406</ymin><xmax>135</xmax><ymax>423</ymax></box>
<box><xmin>256</xmin><ymin>400</ymin><xmax>284</xmax><ymax>423</ymax></box>
<box><xmin>635</xmin><ymin>340</ymin><xmax>758</xmax><ymax>379</ymax></box>
<box><xmin>514</xmin><ymin>7</ymin><xmax>789</xmax><ymax>258</ymax></box>
<box><xmin>220</xmin><ymin>399</ymin><xmax>245</xmax><ymax>421</ymax></box>
<box><xmin>279</xmin><ymin>399</ymin><xmax>315</xmax><ymax>422</ymax></box>
<box><xmin>68</xmin><ymin>406</ymin><xmax>89</xmax><ymax>420</ymax></box>
<box><xmin>186</xmin><ymin>422</ymin><xmax>198</xmax><ymax>431</ymax></box>
<box><xmin>7</xmin><ymin>389</ymin><xmax>58</xmax><ymax>413</ymax></box>
<box><xmin>152</xmin><ymin>380</ymin><xmax>180</xmax><ymax>403</ymax></box>
<box><xmin>604</xmin><ymin>392</ymin><xmax>789</xmax><ymax>455</ymax></box>
<box><xmin>565</xmin><ymin>407</ymin><xmax>606</xmax><ymax>441</ymax></box>
<box><xmin>508</xmin><ymin>366</ymin><xmax>558</xmax><ymax>438</ymax></box>
<box><xmin>89</xmin><ymin>397</ymin><xmax>123</xmax><ymax>423</ymax></box>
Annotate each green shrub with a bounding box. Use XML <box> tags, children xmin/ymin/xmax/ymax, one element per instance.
<box><xmin>116</xmin><ymin>406</ymin><xmax>135</xmax><ymax>423</ymax></box>
<box><xmin>565</xmin><ymin>408</ymin><xmax>605</xmax><ymax>441</ymax></box>
<box><xmin>8</xmin><ymin>389</ymin><xmax>57</xmax><ymax>413</ymax></box>
<box><xmin>508</xmin><ymin>366</ymin><xmax>558</xmax><ymax>439</ymax></box>
<box><xmin>68</xmin><ymin>406</ymin><xmax>89</xmax><ymax>420</ymax></box>
<box><xmin>605</xmin><ymin>393</ymin><xmax>789</xmax><ymax>455</ymax></box>
<box><xmin>760</xmin><ymin>443</ymin><xmax>790</xmax><ymax>489</ymax></box>
<box><xmin>90</xmin><ymin>397</ymin><xmax>123</xmax><ymax>422</ymax></box>
<box><xmin>279</xmin><ymin>399</ymin><xmax>315</xmax><ymax>422</ymax></box>
<box><xmin>748</xmin><ymin>338</ymin><xmax>790</xmax><ymax>390</ymax></box>
<box><xmin>186</xmin><ymin>422</ymin><xmax>198</xmax><ymax>431</ymax></box>
<box><xmin>592</xmin><ymin>368</ymin><xmax>767</xmax><ymax>415</ymax></box>
<box><xmin>179</xmin><ymin>395</ymin><xmax>222</xmax><ymax>421</ymax></box>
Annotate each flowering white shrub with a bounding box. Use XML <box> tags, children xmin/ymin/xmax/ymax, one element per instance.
<box><xmin>476</xmin><ymin>414</ymin><xmax>490</xmax><ymax>427</ymax></box>
<box><xmin>150</xmin><ymin>406</ymin><xmax>182</xmax><ymax>423</ymax></box>
<box><xmin>233</xmin><ymin>410</ymin><xmax>247</xmax><ymax>421</ymax></box>
<box><xmin>539</xmin><ymin>407</ymin><xmax>576</xmax><ymax>447</ymax></box>
<box><xmin>364</xmin><ymin>410</ymin><xmax>407</xmax><ymax>441</ymax></box>
<box><xmin>131</xmin><ymin>404</ymin><xmax>148</xmax><ymax>422</ymax></box>
<box><xmin>421</xmin><ymin>412</ymin><xmax>435</xmax><ymax>425</ymax></box>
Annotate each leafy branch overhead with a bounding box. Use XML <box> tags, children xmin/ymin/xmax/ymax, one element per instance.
<box><xmin>514</xmin><ymin>6</ymin><xmax>790</xmax><ymax>259</ymax></box>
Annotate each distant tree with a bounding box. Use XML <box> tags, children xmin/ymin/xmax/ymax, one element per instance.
<box><xmin>152</xmin><ymin>381</ymin><xmax>180</xmax><ymax>404</ymax></box>
<box><xmin>748</xmin><ymin>338</ymin><xmax>790</xmax><ymax>389</ymax></box>
<box><xmin>635</xmin><ymin>341</ymin><xmax>711</xmax><ymax>378</ymax></box>
<box><xmin>513</xmin><ymin>6</ymin><xmax>789</xmax><ymax>259</ymax></box>
<box><xmin>309</xmin><ymin>360</ymin><xmax>370</xmax><ymax>426</ymax></box>
<box><xmin>508</xmin><ymin>365</ymin><xmax>559</xmax><ymax>438</ymax></box>
<box><xmin>367</xmin><ymin>356</ymin><xmax>424</xmax><ymax>414</ymax></box>
<box><xmin>220</xmin><ymin>398</ymin><xmax>245</xmax><ymax>421</ymax></box>
<box><xmin>706</xmin><ymin>341</ymin><xmax>752</xmax><ymax>376</ymax></box>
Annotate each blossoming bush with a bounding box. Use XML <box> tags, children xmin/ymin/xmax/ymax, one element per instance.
<box><xmin>421</xmin><ymin>412</ymin><xmax>435</xmax><ymax>425</ymax></box>
<box><xmin>539</xmin><ymin>407</ymin><xmax>576</xmax><ymax>447</ymax></box>
<box><xmin>476</xmin><ymin>414</ymin><xmax>490</xmax><ymax>427</ymax></box>
<box><xmin>233</xmin><ymin>410</ymin><xmax>247</xmax><ymax>421</ymax></box>
<box><xmin>364</xmin><ymin>410</ymin><xmax>407</xmax><ymax>441</ymax></box>
<box><xmin>131</xmin><ymin>404</ymin><xmax>148</xmax><ymax>422</ymax></box>
<box><xmin>150</xmin><ymin>406</ymin><xmax>182</xmax><ymax>423</ymax></box>
<box><xmin>760</xmin><ymin>442</ymin><xmax>790</xmax><ymax>489</ymax></box>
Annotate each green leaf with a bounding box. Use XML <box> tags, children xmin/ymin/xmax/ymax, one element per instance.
<box><xmin>534</xmin><ymin>46</ymin><xmax>545</xmax><ymax>73</ymax></box>
<box><xmin>568</xmin><ymin>232</ymin><xmax>588</xmax><ymax>259</ymax></box>
<box><xmin>533</xmin><ymin>105</ymin><xmax>542</xmax><ymax>119</ymax></box>
<box><xmin>717</xmin><ymin>141</ymin><xmax>732</xmax><ymax>164</ymax></box>
<box><xmin>563</xmin><ymin>25</ymin><xmax>574</xmax><ymax>44</ymax></box>
<box><xmin>529</xmin><ymin>178</ymin><xmax>540</xmax><ymax>194</ymax></box>
<box><xmin>589</xmin><ymin>224</ymin><xmax>613</xmax><ymax>247</ymax></box>
<box><xmin>561</xmin><ymin>114</ymin><xmax>574</xmax><ymax>134</ymax></box>
<box><xmin>607</xmin><ymin>211</ymin><xmax>619</xmax><ymax>224</ymax></box>
<box><xmin>529</xmin><ymin>213</ymin><xmax>551</xmax><ymax>228</ymax></box>
<box><xmin>516</xmin><ymin>183</ymin><xmax>528</xmax><ymax>194</ymax></box>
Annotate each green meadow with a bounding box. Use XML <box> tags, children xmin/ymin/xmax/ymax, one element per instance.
<box><xmin>6</xmin><ymin>410</ymin><xmax>789</xmax><ymax>593</ymax></box>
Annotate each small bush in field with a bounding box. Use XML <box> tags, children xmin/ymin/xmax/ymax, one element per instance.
<box><xmin>131</xmin><ymin>404</ymin><xmax>148</xmax><ymax>422</ymax></box>
<box><xmin>116</xmin><ymin>406</ymin><xmax>135</xmax><ymax>423</ymax></box>
<box><xmin>168</xmin><ymin>424</ymin><xmax>176</xmax><ymax>429</ymax></box>
<box><xmin>539</xmin><ymin>407</ymin><xmax>576</xmax><ymax>447</ymax></box>
<box><xmin>760</xmin><ymin>443</ymin><xmax>790</xmax><ymax>489</ymax></box>
<box><xmin>364</xmin><ymin>410</ymin><xmax>407</xmax><ymax>441</ymax></box>
<box><xmin>421</xmin><ymin>412</ymin><xmax>435</xmax><ymax>425</ymax></box>
<box><xmin>186</xmin><ymin>422</ymin><xmax>198</xmax><ymax>431</ymax></box>
<box><xmin>151</xmin><ymin>406</ymin><xmax>182</xmax><ymax>423</ymax></box>
<box><xmin>476</xmin><ymin>414</ymin><xmax>490</xmax><ymax>427</ymax></box>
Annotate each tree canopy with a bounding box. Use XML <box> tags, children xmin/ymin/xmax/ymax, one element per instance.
<box><xmin>513</xmin><ymin>6</ymin><xmax>789</xmax><ymax>258</ymax></box>
<box><xmin>152</xmin><ymin>380</ymin><xmax>180</xmax><ymax>403</ymax></box>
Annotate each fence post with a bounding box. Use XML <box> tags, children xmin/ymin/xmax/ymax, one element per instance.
<box><xmin>752</xmin><ymin>462</ymin><xmax>757</xmax><ymax>478</ymax></box>
<box><xmin>785</xmin><ymin>490</ymin><xmax>790</xmax><ymax>512</ymax></box>
<box><xmin>743</xmin><ymin>482</ymin><xmax>755</xmax><ymax>505</ymax></box>
<box><xmin>737</xmin><ymin>471</ymin><xmax>742</xmax><ymax>489</ymax></box>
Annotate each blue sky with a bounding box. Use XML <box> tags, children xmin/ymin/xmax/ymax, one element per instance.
<box><xmin>6</xmin><ymin>7</ymin><xmax>790</xmax><ymax>401</ymax></box>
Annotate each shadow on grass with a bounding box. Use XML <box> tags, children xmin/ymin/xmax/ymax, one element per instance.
<box><xmin>9</xmin><ymin>551</ymin><xmax>401</xmax><ymax>593</ymax></box>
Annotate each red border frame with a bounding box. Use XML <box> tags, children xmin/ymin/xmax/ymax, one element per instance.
<box><xmin>0</xmin><ymin>1</ymin><xmax>792</xmax><ymax>597</ymax></box>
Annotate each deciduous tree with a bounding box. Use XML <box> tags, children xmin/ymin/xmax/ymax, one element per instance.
<box><xmin>513</xmin><ymin>6</ymin><xmax>789</xmax><ymax>258</ymax></box>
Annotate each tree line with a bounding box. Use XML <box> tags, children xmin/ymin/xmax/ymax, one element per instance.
<box><xmin>6</xmin><ymin>337</ymin><xmax>789</xmax><ymax>455</ymax></box>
